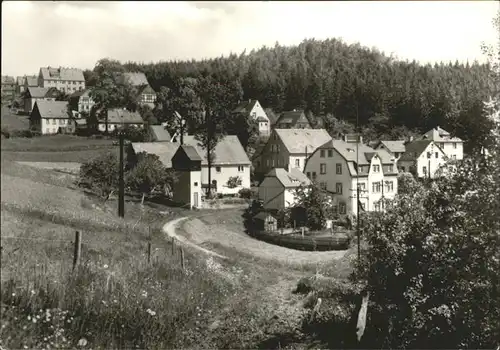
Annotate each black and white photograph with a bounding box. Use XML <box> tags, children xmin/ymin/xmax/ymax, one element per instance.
<box><xmin>1</xmin><ymin>0</ymin><xmax>499</xmax><ymax>349</ymax></box>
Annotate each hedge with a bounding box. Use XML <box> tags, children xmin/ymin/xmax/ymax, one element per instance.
<box><xmin>251</xmin><ymin>230</ymin><xmax>350</xmax><ymax>251</ymax></box>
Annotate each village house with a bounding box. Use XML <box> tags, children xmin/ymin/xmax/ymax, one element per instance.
<box><xmin>232</xmin><ymin>99</ymin><xmax>271</xmax><ymax>136</ymax></box>
<box><xmin>1</xmin><ymin>76</ymin><xmax>16</xmax><ymax>101</ymax></box>
<box><xmin>114</xmin><ymin>72</ymin><xmax>157</xmax><ymax>108</ymax></box>
<box><xmin>258</xmin><ymin>167</ymin><xmax>311</xmax><ymax>211</ymax></box>
<box><xmin>253</xmin><ymin>128</ymin><xmax>331</xmax><ymax>178</ymax></box>
<box><xmin>398</xmin><ymin>139</ymin><xmax>448</xmax><ymax>179</ymax></box>
<box><xmin>171</xmin><ymin>144</ymin><xmax>203</xmax><ymax>209</ymax></box>
<box><xmin>30</xmin><ymin>100</ymin><xmax>75</xmax><ymax>135</ymax></box>
<box><xmin>68</xmin><ymin>89</ymin><xmax>95</xmax><ymax>115</ymax></box>
<box><xmin>304</xmin><ymin>136</ymin><xmax>399</xmax><ymax>215</ymax></box>
<box><xmin>130</xmin><ymin>135</ymin><xmax>251</xmax><ymax>196</ymax></box>
<box><xmin>422</xmin><ymin>126</ymin><xmax>463</xmax><ymax>160</ymax></box>
<box><xmin>38</xmin><ymin>67</ymin><xmax>85</xmax><ymax>94</ymax></box>
<box><xmin>98</xmin><ymin>108</ymin><xmax>145</xmax><ymax>132</ymax></box>
<box><xmin>24</xmin><ymin>75</ymin><xmax>38</xmax><ymax>92</ymax></box>
<box><xmin>374</xmin><ymin>140</ymin><xmax>406</xmax><ymax>161</ymax></box>
<box><xmin>274</xmin><ymin>109</ymin><xmax>311</xmax><ymax>129</ymax></box>
<box><xmin>24</xmin><ymin>87</ymin><xmax>58</xmax><ymax>114</ymax></box>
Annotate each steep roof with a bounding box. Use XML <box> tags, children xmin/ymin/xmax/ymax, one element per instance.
<box><xmin>232</xmin><ymin>99</ymin><xmax>258</xmax><ymax>114</ymax></box>
<box><xmin>40</xmin><ymin>67</ymin><xmax>85</xmax><ymax>82</ymax></box>
<box><xmin>116</xmin><ymin>72</ymin><xmax>149</xmax><ymax>86</ymax></box>
<box><xmin>181</xmin><ymin>135</ymin><xmax>251</xmax><ymax>166</ymax></box>
<box><xmin>33</xmin><ymin>100</ymin><xmax>69</xmax><ymax>119</ymax></box>
<box><xmin>399</xmin><ymin>140</ymin><xmax>434</xmax><ymax>162</ymax></box>
<box><xmin>27</xmin><ymin>86</ymin><xmax>49</xmax><ymax>98</ymax></box>
<box><xmin>26</xmin><ymin>76</ymin><xmax>38</xmax><ymax>87</ymax></box>
<box><xmin>275</xmin><ymin>110</ymin><xmax>306</xmax><ymax>126</ymax></box>
<box><xmin>179</xmin><ymin>144</ymin><xmax>203</xmax><ymax>161</ymax></box>
<box><xmin>131</xmin><ymin>142</ymin><xmax>179</xmax><ymax>168</ymax></box>
<box><xmin>265</xmin><ymin>168</ymin><xmax>311</xmax><ymax>188</ymax></box>
<box><xmin>1</xmin><ymin>76</ymin><xmax>15</xmax><ymax>84</ymax></box>
<box><xmin>318</xmin><ymin>139</ymin><xmax>396</xmax><ymax>168</ymax></box>
<box><xmin>379</xmin><ymin>140</ymin><xmax>406</xmax><ymax>153</ymax></box>
<box><xmin>149</xmin><ymin>125</ymin><xmax>172</xmax><ymax>142</ymax></box>
<box><xmin>275</xmin><ymin>128</ymin><xmax>331</xmax><ymax>154</ymax></box>
<box><xmin>106</xmin><ymin>108</ymin><xmax>144</xmax><ymax>124</ymax></box>
<box><xmin>69</xmin><ymin>89</ymin><xmax>91</xmax><ymax>99</ymax></box>
<box><xmin>422</xmin><ymin>126</ymin><xmax>462</xmax><ymax>143</ymax></box>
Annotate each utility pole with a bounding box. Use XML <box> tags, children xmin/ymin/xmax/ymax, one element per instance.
<box><xmin>356</xmin><ymin>103</ymin><xmax>361</xmax><ymax>274</ymax></box>
<box><xmin>118</xmin><ymin>128</ymin><xmax>125</xmax><ymax>218</ymax></box>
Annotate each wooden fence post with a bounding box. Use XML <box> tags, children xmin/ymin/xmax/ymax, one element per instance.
<box><xmin>171</xmin><ymin>237</ymin><xmax>175</xmax><ymax>255</ymax></box>
<box><xmin>147</xmin><ymin>242</ymin><xmax>152</xmax><ymax>265</ymax></box>
<box><xmin>301</xmin><ymin>227</ymin><xmax>305</xmax><ymax>238</ymax></box>
<box><xmin>180</xmin><ymin>247</ymin><xmax>185</xmax><ymax>270</ymax></box>
<box><xmin>73</xmin><ymin>231</ymin><xmax>82</xmax><ymax>271</ymax></box>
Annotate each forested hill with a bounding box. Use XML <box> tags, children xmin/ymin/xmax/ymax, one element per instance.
<box><xmin>87</xmin><ymin>38</ymin><xmax>493</xmax><ymax>151</ymax></box>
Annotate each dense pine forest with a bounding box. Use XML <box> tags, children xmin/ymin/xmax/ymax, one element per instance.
<box><xmin>85</xmin><ymin>38</ymin><xmax>494</xmax><ymax>153</ymax></box>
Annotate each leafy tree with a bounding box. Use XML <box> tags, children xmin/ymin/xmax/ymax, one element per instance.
<box><xmin>125</xmin><ymin>152</ymin><xmax>176</xmax><ymax>205</ymax></box>
<box><xmin>397</xmin><ymin>172</ymin><xmax>421</xmax><ymax>195</ymax></box>
<box><xmin>79</xmin><ymin>152</ymin><xmax>121</xmax><ymax>201</ymax></box>
<box><xmin>292</xmin><ymin>183</ymin><xmax>336</xmax><ymax>230</ymax></box>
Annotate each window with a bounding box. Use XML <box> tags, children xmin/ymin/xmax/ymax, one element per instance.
<box><xmin>216</xmin><ymin>166</ymin><xmax>221</xmax><ymax>173</ymax></box>
<box><xmin>306</xmin><ymin>172</ymin><xmax>311</xmax><ymax>178</ymax></box>
<box><xmin>357</xmin><ymin>182</ymin><xmax>366</xmax><ymax>191</ymax></box>
<box><xmin>435</xmin><ymin>152</ymin><xmax>439</xmax><ymax>158</ymax></box>
<box><xmin>385</xmin><ymin>181</ymin><xmax>394</xmax><ymax>192</ymax></box>
<box><xmin>372</xmin><ymin>182</ymin><xmax>381</xmax><ymax>193</ymax></box>
<box><xmin>194</xmin><ymin>182</ymin><xmax>198</xmax><ymax>186</ymax></box>
<box><xmin>252</xmin><ymin>112</ymin><xmax>256</xmax><ymax>118</ymax></box>
<box><xmin>335</xmin><ymin>182</ymin><xmax>343</xmax><ymax>194</ymax></box>
<box><xmin>295</xmin><ymin>159</ymin><xmax>300</xmax><ymax>168</ymax></box>
<box><xmin>339</xmin><ymin>202</ymin><xmax>346</xmax><ymax>214</ymax></box>
<box><xmin>312</xmin><ymin>172</ymin><xmax>317</xmax><ymax>180</ymax></box>
<box><xmin>373</xmin><ymin>165</ymin><xmax>380</xmax><ymax>173</ymax></box>
<box><xmin>52</xmin><ymin>119</ymin><xmax>56</xmax><ymax>125</ymax></box>
<box><xmin>336</xmin><ymin>163</ymin><xmax>342</xmax><ymax>174</ymax></box>
<box><xmin>320</xmin><ymin>150</ymin><xmax>325</xmax><ymax>158</ymax></box>
<box><xmin>271</xmin><ymin>159</ymin><xmax>275</xmax><ymax>167</ymax></box>
<box><xmin>374</xmin><ymin>202</ymin><xmax>381</xmax><ymax>212</ymax></box>
<box><xmin>452</xmin><ymin>155</ymin><xmax>457</xmax><ymax>160</ymax></box>
<box><xmin>401</xmin><ymin>166</ymin><xmax>406</xmax><ymax>172</ymax></box>
<box><xmin>453</xmin><ymin>142</ymin><xmax>457</xmax><ymax>149</ymax></box>
<box><xmin>427</xmin><ymin>152</ymin><xmax>431</xmax><ymax>159</ymax></box>
<box><xmin>266</xmin><ymin>159</ymin><xmax>270</xmax><ymax>167</ymax></box>
<box><xmin>388</xmin><ymin>165</ymin><xmax>394</xmax><ymax>173</ymax></box>
<box><xmin>328</xmin><ymin>150</ymin><xmax>333</xmax><ymax>157</ymax></box>
<box><xmin>238</xmin><ymin>166</ymin><xmax>244</xmax><ymax>172</ymax></box>
<box><xmin>320</xmin><ymin>163</ymin><xmax>326</xmax><ymax>174</ymax></box>
<box><xmin>423</xmin><ymin>166</ymin><xmax>427</xmax><ymax>175</ymax></box>
<box><xmin>59</xmin><ymin>119</ymin><xmax>64</xmax><ymax>125</ymax></box>
<box><xmin>320</xmin><ymin>182</ymin><xmax>327</xmax><ymax>190</ymax></box>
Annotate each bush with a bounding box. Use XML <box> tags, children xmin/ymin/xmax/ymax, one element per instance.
<box><xmin>2</xmin><ymin>127</ymin><xmax>11</xmax><ymax>138</ymax></box>
<box><xmin>238</xmin><ymin>188</ymin><xmax>253</xmax><ymax>199</ymax></box>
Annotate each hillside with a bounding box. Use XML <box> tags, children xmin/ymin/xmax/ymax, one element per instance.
<box><xmin>100</xmin><ymin>38</ymin><xmax>493</xmax><ymax>149</ymax></box>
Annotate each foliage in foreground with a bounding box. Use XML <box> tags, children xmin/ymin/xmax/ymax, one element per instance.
<box><xmin>354</xmin><ymin>145</ymin><xmax>500</xmax><ymax>349</ymax></box>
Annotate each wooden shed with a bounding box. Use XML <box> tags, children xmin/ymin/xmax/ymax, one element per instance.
<box><xmin>253</xmin><ymin>212</ymin><xmax>278</xmax><ymax>232</ymax></box>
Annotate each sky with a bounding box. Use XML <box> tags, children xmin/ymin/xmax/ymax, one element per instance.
<box><xmin>1</xmin><ymin>1</ymin><xmax>499</xmax><ymax>77</ymax></box>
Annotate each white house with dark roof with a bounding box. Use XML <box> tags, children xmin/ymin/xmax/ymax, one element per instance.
<box><xmin>24</xmin><ymin>75</ymin><xmax>38</xmax><ymax>92</ymax></box>
<box><xmin>258</xmin><ymin>168</ymin><xmax>311</xmax><ymax>211</ymax></box>
<box><xmin>98</xmin><ymin>108</ymin><xmax>145</xmax><ymax>132</ymax></box>
<box><xmin>30</xmin><ymin>100</ymin><xmax>74</xmax><ymax>135</ymax></box>
<box><xmin>130</xmin><ymin>135</ymin><xmax>251</xmax><ymax>195</ymax></box>
<box><xmin>374</xmin><ymin>140</ymin><xmax>406</xmax><ymax>161</ymax></box>
<box><xmin>398</xmin><ymin>139</ymin><xmax>448</xmax><ymax>179</ymax></box>
<box><xmin>232</xmin><ymin>99</ymin><xmax>270</xmax><ymax>136</ymax></box>
<box><xmin>253</xmin><ymin>128</ymin><xmax>332</xmax><ymax>177</ymax></box>
<box><xmin>38</xmin><ymin>67</ymin><xmax>85</xmax><ymax>94</ymax></box>
<box><xmin>274</xmin><ymin>110</ymin><xmax>311</xmax><ymax>129</ymax></box>
<box><xmin>304</xmin><ymin>136</ymin><xmax>399</xmax><ymax>215</ymax></box>
<box><xmin>114</xmin><ymin>72</ymin><xmax>157</xmax><ymax>108</ymax></box>
<box><xmin>422</xmin><ymin>126</ymin><xmax>463</xmax><ymax>160</ymax></box>
<box><xmin>69</xmin><ymin>89</ymin><xmax>95</xmax><ymax>115</ymax></box>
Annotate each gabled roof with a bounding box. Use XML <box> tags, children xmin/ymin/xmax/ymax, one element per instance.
<box><xmin>40</xmin><ymin>67</ymin><xmax>85</xmax><ymax>82</ymax></box>
<box><xmin>399</xmin><ymin>140</ymin><xmax>436</xmax><ymax>162</ymax></box>
<box><xmin>179</xmin><ymin>144</ymin><xmax>203</xmax><ymax>161</ymax></box>
<box><xmin>422</xmin><ymin>126</ymin><xmax>462</xmax><ymax>143</ymax></box>
<box><xmin>27</xmin><ymin>86</ymin><xmax>49</xmax><ymax>98</ymax></box>
<box><xmin>265</xmin><ymin>168</ymin><xmax>311</xmax><ymax>188</ymax></box>
<box><xmin>378</xmin><ymin>140</ymin><xmax>406</xmax><ymax>153</ymax></box>
<box><xmin>33</xmin><ymin>100</ymin><xmax>69</xmax><ymax>119</ymax></box>
<box><xmin>26</xmin><ymin>76</ymin><xmax>38</xmax><ymax>87</ymax></box>
<box><xmin>69</xmin><ymin>89</ymin><xmax>91</xmax><ymax>99</ymax></box>
<box><xmin>106</xmin><ymin>108</ymin><xmax>144</xmax><ymax>124</ymax></box>
<box><xmin>275</xmin><ymin>129</ymin><xmax>331</xmax><ymax>154</ymax></box>
<box><xmin>130</xmin><ymin>142</ymin><xmax>179</xmax><ymax>168</ymax></box>
<box><xmin>180</xmin><ymin>135</ymin><xmax>251</xmax><ymax>166</ymax></box>
<box><xmin>149</xmin><ymin>125</ymin><xmax>172</xmax><ymax>142</ymax></box>
<box><xmin>233</xmin><ymin>99</ymin><xmax>258</xmax><ymax>114</ymax></box>
<box><xmin>137</xmin><ymin>84</ymin><xmax>156</xmax><ymax>94</ymax></box>
<box><xmin>115</xmin><ymin>72</ymin><xmax>149</xmax><ymax>86</ymax></box>
<box><xmin>318</xmin><ymin>139</ymin><xmax>396</xmax><ymax>167</ymax></box>
<box><xmin>275</xmin><ymin>110</ymin><xmax>308</xmax><ymax>126</ymax></box>
<box><xmin>16</xmin><ymin>76</ymin><xmax>25</xmax><ymax>85</ymax></box>
<box><xmin>1</xmin><ymin>76</ymin><xmax>15</xmax><ymax>84</ymax></box>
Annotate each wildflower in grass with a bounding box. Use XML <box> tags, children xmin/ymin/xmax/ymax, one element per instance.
<box><xmin>103</xmin><ymin>264</ymin><xmax>108</xmax><ymax>269</ymax></box>
<box><xmin>146</xmin><ymin>308</ymin><xmax>156</xmax><ymax>316</ymax></box>
<box><xmin>141</xmin><ymin>290</ymin><xmax>148</xmax><ymax>298</ymax></box>
<box><xmin>31</xmin><ymin>290</ymin><xmax>36</xmax><ymax>295</ymax></box>
<box><xmin>77</xmin><ymin>338</ymin><xmax>88</xmax><ymax>347</ymax></box>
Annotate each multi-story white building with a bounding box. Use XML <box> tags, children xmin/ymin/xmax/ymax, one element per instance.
<box><xmin>258</xmin><ymin>168</ymin><xmax>311</xmax><ymax>211</ymax></box>
<box><xmin>69</xmin><ymin>89</ymin><xmax>95</xmax><ymax>115</ymax></box>
<box><xmin>304</xmin><ymin>137</ymin><xmax>399</xmax><ymax>215</ymax></box>
<box><xmin>38</xmin><ymin>67</ymin><xmax>85</xmax><ymax>94</ymax></box>
<box><xmin>29</xmin><ymin>100</ymin><xmax>75</xmax><ymax>135</ymax></box>
<box><xmin>422</xmin><ymin>126</ymin><xmax>463</xmax><ymax>161</ymax></box>
<box><xmin>398</xmin><ymin>139</ymin><xmax>448</xmax><ymax>179</ymax></box>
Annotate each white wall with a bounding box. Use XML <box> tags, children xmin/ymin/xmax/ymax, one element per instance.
<box><xmin>249</xmin><ymin>101</ymin><xmax>270</xmax><ymax>136</ymax></box>
<box><xmin>440</xmin><ymin>142</ymin><xmax>463</xmax><ymax>161</ymax></box>
<box><xmin>97</xmin><ymin>123</ymin><xmax>143</xmax><ymax>132</ymax></box>
<box><xmin>201</xmin><ymin>164</ymin><xmax>251</xmax><ymax>195</ymax></box>
<box><xmin>40</xmin><ymin>118</ymin><xmax>73</xmax><ymax>135</ymax></box>
<box><xmin>40</xmin><ymin>78</ymin><xmax>85</xmax><ymax>94</ymax></box>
